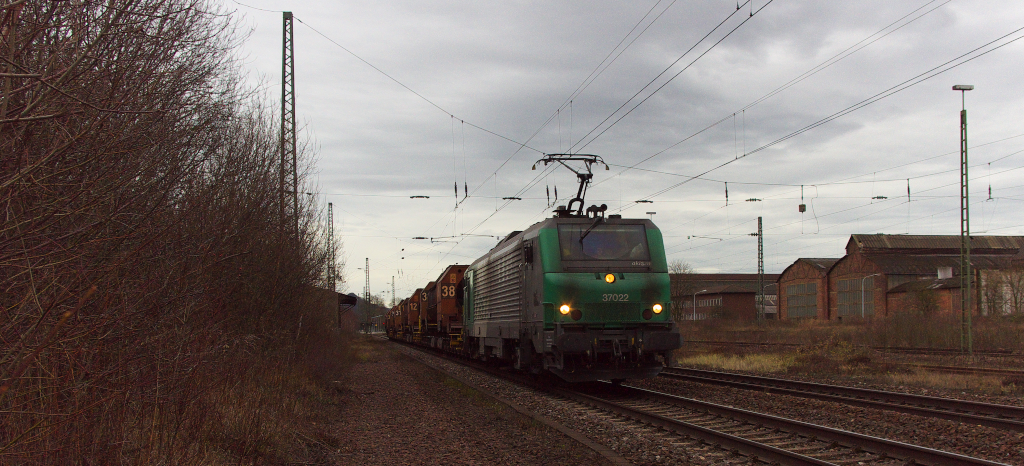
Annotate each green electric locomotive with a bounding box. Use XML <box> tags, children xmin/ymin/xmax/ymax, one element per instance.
<box><xmin>462</xmin><ymin>154</ymin><xmax>682</xmax><ymax>382</ymax></box>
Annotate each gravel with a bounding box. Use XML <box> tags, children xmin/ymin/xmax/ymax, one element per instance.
<box><xmin>393</xmin><ymin>344</ymin><xmax>759</xmax><ymax>465</ymax></box>
<box><xmin>629</xmin><ymin>375</ymin><xmax>1024</xmax><ymax>465</ymax></box>
<box><xmin>324</xmin><ymin>336</ymin><xmax>1024</xmax><ymax>465</ymax></box>
<box><xmin>320</xmin><ymin>336</ymin><xmax>610</xmax><ymax>465</ymax></box>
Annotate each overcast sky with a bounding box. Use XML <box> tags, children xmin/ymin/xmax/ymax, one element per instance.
<box><xmin>220</xmin><ymin>0</ymin><xmax>1024</xmax><ymax>301</ymax></box>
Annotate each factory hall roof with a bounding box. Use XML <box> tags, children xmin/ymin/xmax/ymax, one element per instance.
<box><xmin>846</xmin><ymin>234</ymin><xmax>1024</xmax><ymax>256</ymax></box>
<box><xmin>778</xmin><ymin>258</ymin><xmax>840</xmax><ymax>279</ymax></box>
<box><xmin>675</xmin><ymin>273</ymin><xmax>781</xmax><ymax>282</ymax></box>
<box><xmin>671</xmin><ymin>274</ymin><xmax>780</xmax><ymax>294</ymax></box>
<box><xmin>888</xmin><ymin>277</ymin><xmax>962</xmax><ymax>293</ymax></box>
<box><xmin>864</xmin><ymin>254</ymin><xmax>1016</xmax><ymax>275</ymax></box>
<box><xmin>799</xmin><ymin>258</ymin><xmax>841</xmax><ymax>271</ymax></box>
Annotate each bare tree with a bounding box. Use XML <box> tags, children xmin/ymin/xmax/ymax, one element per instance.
<box><xmin>1</xmin><ymin>1</ymin><xmax>338</xmax><ymax>462</ymax></box>
<box><xmin>1007</xmin><ymin>267</ymin><xmax>1024</xmax><ymax>315</ymax></box>
<box><xmin>669</xmin><ymin>259</ymin><xmax>695</xmax><ymax>275</ymax></box>
<box><xmin>668</xmin><ymin>259</ymin><xmax>696</xmax><ymax>321</ymax></box>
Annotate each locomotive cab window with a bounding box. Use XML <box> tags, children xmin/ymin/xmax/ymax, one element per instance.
<box><xmin>557</xmin><ymin>224</ymin><xmax>650</xmax><ymax>261</ymax></box>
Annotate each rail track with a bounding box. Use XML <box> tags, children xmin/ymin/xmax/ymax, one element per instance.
<box><xmin>904</xmin><ymin>363</ymin><xmax>1024</xmax><ymax>377</ymax></box>
<box><xmin>564</xmin><ymin>382</ymin><xmax>1007</xmax><ymax>466</ymax></box>
<box><xmin>661</xmin><ymin>367</ymin><xmax>1024</xmax><ymax>432</ymax></box>
<box><xmin>391</xmin><ymin>339</ymin><xmax>1008</xmax><ymax>465</ymax></box>
<box><xmin>686</xmin><ymin>339</ymin><xmax>1019</xmax><ymax>357</ymax></box>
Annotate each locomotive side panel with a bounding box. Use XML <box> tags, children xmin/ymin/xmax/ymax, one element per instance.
<box><xmin>467</xmin><ymin>236</ymin><xmax>523</xmax><ymax>358</ymax></box>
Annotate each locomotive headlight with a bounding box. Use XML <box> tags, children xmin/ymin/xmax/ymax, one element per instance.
<box><xmin>652</xmin><ymin>304</ymin><xmax>663</xmax><ymax>314</ymax></box>
<box><xmin>604</xmin><ymin>273</ymin><xmax>615</xmax><ymax>284</ymax></box>
<box><xmin>559</xmin><ymin>304</ymin><xmax>571</xmax><ymax>315</ymax></box>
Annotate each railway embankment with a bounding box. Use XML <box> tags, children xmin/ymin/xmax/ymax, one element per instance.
<box><xmin>323</xmin><ymin>336</ymin><xmax>611</xmax><ymax>465</ymax></box>
<box><xmin>659</xmin><ymin>333</ymin><xmax>1024</xmax><ymax>464</ymax></box>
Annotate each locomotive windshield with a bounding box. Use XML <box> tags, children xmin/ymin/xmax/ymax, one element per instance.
<box><xmin>558</xmin><ymin>224</ymin><xmax>650</xmax><ymax>261</ymax></box>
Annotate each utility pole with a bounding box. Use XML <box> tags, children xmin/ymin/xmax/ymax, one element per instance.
<box><xmin>280</xmin><ymin>12</ymin><xmax>298</xmax><ymax>235</ymax></box>
<box><xmin>954</xmin><ymin>84</ymin><xmax>974</xmax><ymax>356</ymax></box>
<box><xmin>749</xmin><ymin>217</ymin><xmax>764</xmax><ymax>320</ymax></box>
<box><xmin>327</xmin><ymin>202</ymin><xmax>335</xmax><ymax>292</ymax></box>
<box><xmin>391</xmin><ymin>276</ymin><xmax>396</xmax><ymax>307</ymax></box>
<box><xmin>364</xmin><ymin>258</ymin><xmax>370</xmax><ymax>324</ymax></box>
<box><xmin>757</xmin><ymin>216</ymin><xmax>764</xmax><ymax>320</ymax></box>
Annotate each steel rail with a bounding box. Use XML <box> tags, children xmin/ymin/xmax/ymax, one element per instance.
<box><xmin>392</xmin><ymin>338</ymin><xmax>836</xmax><ymax>464</ymax></box>
<box><xmin>909</xmin><ymin>364</ymin><xmax>1024</xmax><ymax>376</ymax></box>
<box><xmin>390</xmin><ymin>338</ymin><xmax>1007</xmax><ymax>465</ymax></box>
<box><xmin>554</xmin><ymin>386</ymin><xmax>835</xmax><ymax>466</ymax></box>
<box><xmin>685</xmin><ymin>339</ymin><xmax>1017</xmax><ymax>356</ymax></box>
<box><xmin>662</xmin><ymin>367</ymin><xmax>1024</xmax><ymax>432</ymax></box>
<box><xmin>604</xmin><ymin>383</ymin><xmax>1009</xmax><ymax>466</ymax></box>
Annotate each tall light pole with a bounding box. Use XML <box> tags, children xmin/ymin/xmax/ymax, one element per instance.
<box><xmin>646</xmin><ymin>212</ymin><xmax>656</xmax><ymax>220</ymax></box>
<box><xmin>693</xmin><ymin>289</ymin><xmax>707</xmax><ymax>320</ymax></box>
<box><xmin>861</xmin><ymin>273</ymin><xmax>881</xmax><ymax>318</ymax></box>
<box><xmin>954</xmin><ymin>84</ymin><xmax>974</xmax><ymax>356</ymax></box>
<box><xmin>327</xmin><ymin>202</ymin><xmax>335</xmax><ymax>292</ymax></box>
<box><xmin>749</xmin><ymin>216</ymin><xmax>764</xmax><ymax>320</ymax></box>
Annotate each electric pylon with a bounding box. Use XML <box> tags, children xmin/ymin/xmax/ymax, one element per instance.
<box><xmin>280</xmin><ymin>12</ymin><xmax>298</xmax><ymax>234</ymax></box>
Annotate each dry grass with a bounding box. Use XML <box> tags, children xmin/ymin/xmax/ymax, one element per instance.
<box><xmin>678</xmin><ymin>353</ymin><xmax>798</xmax><ymax>373</ymax></box>
<box><xmin>884</xmin><ymin>370</ymin><xmax>1022</xmax><ymax>395</ymax></box>
<box><xmin>680</xmin><ymin>314</ymin><xmax>1024</xmax><ymax>351</ymax></box>
<box><xmin>680</xmin><ymin>318</ymin><xmax>1024</xmax><ymax>394</ymax></box>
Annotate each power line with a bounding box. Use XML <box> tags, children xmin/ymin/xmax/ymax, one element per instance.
<box><xmin>608</xmin><ymin>140</ymin><xmax>1024</xmax><ymax>191</ymax></box>
<box><xmin>595</xmin><ymin>1</ymin><xmax>953</xmax><ymax>188</ymax></box>
<box><xmin>558</xmin><ymin>0</ymin><xmax>679</xmax><ymax>114</ymax></box>
<box><xmin>285</xmin><ymin>16</ymin><xmax>543</xmax><ymax>156</ymax></box>
<box><xmin>573</xmin><ymin>1</ymin><xmax>770</xmax><ymax>153</ymax></box>
<box><xmin>634</xmin><ymin>24</ymin><xmax>1024</xmax><ymax>204</ymax></box>
<box><xmin>459</xmin><ymin>1</ymin><xmax>680</xmax><ymax>204</ymax></box>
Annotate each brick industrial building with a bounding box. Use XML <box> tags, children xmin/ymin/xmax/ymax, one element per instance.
<box><xmin>671</xmin><ymin>274</ymin><xmax>779</xmax><ymax>321</ymax></box>
<box><xmin>777</xmin><ymin>235</ymin><xmax>1024</xmax><ymax>320</ymax></box>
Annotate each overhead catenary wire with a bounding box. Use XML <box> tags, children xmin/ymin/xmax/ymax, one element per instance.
<box><xmin>289</xmin><ymin>15</ymin><xmax>544</xmax><ymax>156</ymax></box>
<box><xmin>457</xmin><ymin>0</ymin><xmax>680</xmax><ymax>205</ymax></box>
<box><xmin>631</xmin><ymin>24</ymin><xmax>1024</xmax><ymax>206</ymax></box>
<box><xmin>668</xmin><ymin>163</ymin><xmax>1024</xmax><ymax>268</ymax></box>
<box><xmin>595</xmin><ymin>0</ymin><xmax>957</xmax><ymax>188</ymax></box>
<box><xmin>237</xmin><ymin>1</ymin><xmax>1024</xmax><ymax>280</ymax></box>
<box><xmin>407</xmin><ymin>1</ymin><xmax>704</xmax><ymax>268</ymax></box>
<box><xmin>572</xmin><ymin>0</ymin><xmax>771</xmax><ymax>153</ymax></box>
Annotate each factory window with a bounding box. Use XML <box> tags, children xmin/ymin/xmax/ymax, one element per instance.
<box><xmin>786</xmin><ymin>282</ymin><xmax>817</xmax><ymax>318</ymax></box>
<box><xmin>837</xmin><ymin>277</ymin><xmax>874</xmax><ymax>317</ymax></box>
<box><xmin>697</xmin><ymin>297</ymin><xmax>721</xmax><ymax>307</ymax></box>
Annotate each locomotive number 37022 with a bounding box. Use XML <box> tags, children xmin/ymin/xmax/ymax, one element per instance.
<box><xmin>602</xmin><ymin>293</ymin><xmax>629</xmax><ymax>302</ymax></box>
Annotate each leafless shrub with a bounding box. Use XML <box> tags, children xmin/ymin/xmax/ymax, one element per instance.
<box><xmin>1</xmin><ymin>1</ymin><xmax>340</xmax><ymax>463</ymax></box>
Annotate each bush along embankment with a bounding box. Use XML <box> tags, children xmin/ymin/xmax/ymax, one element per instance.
<box><xmin>1</xmin><ymin>1</ymin><xmax>347</xmax><ymax>463</ymax></box>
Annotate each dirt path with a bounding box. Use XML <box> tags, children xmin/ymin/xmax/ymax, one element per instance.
<box><xmin>317</xmin><ymin>337</ymin><xmax>611</xmax><ymax>465</ymax></box>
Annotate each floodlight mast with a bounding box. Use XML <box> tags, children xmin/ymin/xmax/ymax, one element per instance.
<box><xmin>533</xmin><ymin>153</ymin><xmax>608</xmax><ymax>216</ymax></box>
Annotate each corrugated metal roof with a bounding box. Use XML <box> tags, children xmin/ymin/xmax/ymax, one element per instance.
<box><xmin>675</xmin><ymin>273</ymin><xmax>781</xmax><ymax>282</ymax></box>
<box><xmin>799</xmin><ymin>258</ymin><xmax>839</xmax><ymax>271</ymax></box>
<box><xmin>865</xmin><ymin>254</ymin><xmax>1014</xmax><ymax>275</ymax></box>
<box><xmin>778</xmin><ymin>258</ymin><xmax>840</xmax><ymax>280</ymax></box>
<box><xmin>671</xmin><ymin>274</ymin><xmax>779</xmax><ymax>294</ymax></box>
<box><xmin>848</xmin><ymin>234</ymin><xmax>1024</xmax><ymax>255</ymax></box>
<box><xmin>889</xmin><ymin>277</ymin><xmax>961</xmax><ymax>293</ymax></box>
